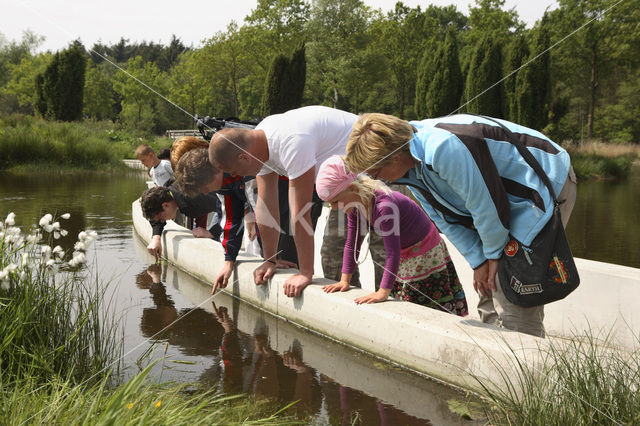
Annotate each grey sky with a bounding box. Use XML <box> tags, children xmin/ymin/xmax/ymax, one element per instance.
<box><xmin>1</xmin><ymin>0</ymin><xmax>557</xmax><ymax>52</ymax></box>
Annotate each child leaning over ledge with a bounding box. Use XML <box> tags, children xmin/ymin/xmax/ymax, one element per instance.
<box><xmin>136</xmin><ymin>144</ymin><xmax>174</xmax><ymax>187</ymax></box>
<box><xmin>317</xmin><ymin>155</ymin><xmax>468</xmax><ymax>316</ymax></box>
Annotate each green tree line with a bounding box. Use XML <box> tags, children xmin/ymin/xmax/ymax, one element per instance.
<box><xmin>1</xmin><ymin>0</ymin><xmax>639</xmax><ymax>142</ymax></box>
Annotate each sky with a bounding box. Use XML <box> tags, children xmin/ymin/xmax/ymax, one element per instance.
<box><xmin>1</xmin><ymin>0</ymin><xmax>557</xmax><ymax>52</ymax></box>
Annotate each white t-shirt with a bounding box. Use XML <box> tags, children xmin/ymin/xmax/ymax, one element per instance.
<box><xmin>256</xmin><ymin>106</ymin><xmax>358</xmax><ymax>180</ymax></box>
<box><xmin>150</xmin><ymin>159</ymin><xmax>174</xmax><ymax>187</ymax></box>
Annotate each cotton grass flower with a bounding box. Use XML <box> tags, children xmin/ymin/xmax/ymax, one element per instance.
<box><xmin>39</xmin><ymin>214</ymin><xmax>53</xmax><ymax>228</ymax></box>
<box><xmin>60</xmin><ymin>213</ymin><xmax>71</xmax><ymax>220</ymax></box>
<box><xmin>74</xmin><ymin>241</ymin><xmax>86</xmax><ymax>251</ymax></box>
<box><xmin>5</xmin><ymin>212</ymin><xmax>16</xmax><ymax>226</ymax></box>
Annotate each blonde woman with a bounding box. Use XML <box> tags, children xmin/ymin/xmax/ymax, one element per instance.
<box><xmin>345</xmin><ymin>113</ymin><xmax>576</xmax><ymax>337</ymax></box>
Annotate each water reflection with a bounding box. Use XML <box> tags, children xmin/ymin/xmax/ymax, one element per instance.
<box><xmin>132</xmin><ymin>249</ymin><xmax>473</xmax><ymax>425</ymax></box>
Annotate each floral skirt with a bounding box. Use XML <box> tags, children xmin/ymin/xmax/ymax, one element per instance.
<box><xmin>392</xmin><ymin>231</ymin><xmax>468</xmax><ymax>317</ymax></box>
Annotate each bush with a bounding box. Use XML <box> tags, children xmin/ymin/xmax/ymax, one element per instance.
<box><xmin>0</xmin><ymin>115</ymin><xmax>171</xmax><ymax>169</ymax></box>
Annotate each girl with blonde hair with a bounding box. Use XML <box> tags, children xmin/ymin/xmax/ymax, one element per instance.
<box><xmin>317</xmin><ymin>155</ymin><xmax>467</xmax><ymax>315</ymax></box>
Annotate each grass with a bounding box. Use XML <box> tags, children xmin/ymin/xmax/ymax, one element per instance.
<box><xmin>0</xmin><ymin>212</ymin><xmax>298</xmax><ymax>425</ymax></box>
<box><xmin>473</xmin><ymin>331</ymin><xmax>640</xmax><ymax>425</ymax></box>
<box><xmin>1</xmin><ymin>365</ymin><xmax>301</xmax><ymax>426</ymax></box>
<box><xmin>0</xmin><ymin>114</ymin><xmax>172</xmax><ymax>170</ymax></box>
<box><xmin>566</xmin><ymin>140</ymin><xmax>639</xmax><ymax>179</ymax></box>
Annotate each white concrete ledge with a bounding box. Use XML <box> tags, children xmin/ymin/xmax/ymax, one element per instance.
<box><xmin>132</xmin><ymin>199</ymin><xmax>639</xmax><ymax>391</ymax></box>
<box><xmin>133</xmin><ymin>199</ymin><xmax>554</xmax><ymax>392</ymax></box>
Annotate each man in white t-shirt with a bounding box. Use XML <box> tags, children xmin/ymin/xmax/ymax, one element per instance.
<box><xmin>209</xmin><ymin>106</ymin><xmax>357</xmax><ymax>297</ymax></box>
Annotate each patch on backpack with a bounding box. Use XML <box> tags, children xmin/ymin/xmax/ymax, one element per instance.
<box><xmin>510</xmin><ymin>276</ymin><xmax>543</xmax><ymax>295</ymax></box>
<box><xmin>504</xmin><ymin>240</ymin><xmax>519</xmax><ymax>257</ymax></box>
<box><xmin>550</xmin><ymin>256</ymin><xmax>569</xmax><ymax>284</ymax></box>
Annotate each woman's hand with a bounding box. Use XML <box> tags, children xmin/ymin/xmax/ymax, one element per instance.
<box><xmin>354</xmin><ymin>288</ymin><xmax>391</xmax><ymax>304</ymax></box>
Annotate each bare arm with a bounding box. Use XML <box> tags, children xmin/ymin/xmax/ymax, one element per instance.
<box><xmin>288</xmin><ymin>168</ymin><xmax>316</xmax><ymax>278</ymax></box>
<box><xmin>255</xmin><ymin>173</ymin><xmax>280</xmax><ymax>260</ymax></box>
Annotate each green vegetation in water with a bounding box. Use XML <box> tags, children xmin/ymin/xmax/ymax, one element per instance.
<box><xmin>570</xmin><ymin>153</ymin><xmax>635</xmax><ymax>180</ymax></box>
<box><xmin>567</xmin><ymin>141</ymin><xmax>639</xmax><ymax>179</ymax></box>
<box><xmin>0</xmin><ymin>212</ymin><xmax>298</xmax><ymax>425</ymax></box>
<box><xmin>0</xmin><ymin>114</ymin><xmax>171</xmax><ymax>170</ymax></box>
<box><xmin>475</xmin><ymin>332</ymin><xmax>640</xmax><ymax>425</ymax></box>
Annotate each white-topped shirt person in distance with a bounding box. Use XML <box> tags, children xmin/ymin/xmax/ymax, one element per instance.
<box><xmin>136</xmin><ymin>144</ymin><xmax>174</xmax><ymax>187</ymax></box>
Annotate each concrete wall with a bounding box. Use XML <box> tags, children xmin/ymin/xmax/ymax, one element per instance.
<box><xmin>133</xmin><ymin>199</ymin><xmax>560</xmax><ymax>392</ymax></box>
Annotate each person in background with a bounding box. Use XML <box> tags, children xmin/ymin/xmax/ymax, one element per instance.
<box><xmin>136</xmin><ymin>144</ymin><xmax>174</xmax><ymax>187</ymax></box>
<box><xmin>317</xmin><ymin>155</ymin><xmax>468</xmax><ymax>315</ymax></box>
<box><xmin>157</xmin><ymin>147</ymin><xmax>171</xmax><ymax>161</ymax></box>
<box><xmin>345</xmin><ymin>113</ymin><xmax>576</xmax><ymax>337</ymax></box>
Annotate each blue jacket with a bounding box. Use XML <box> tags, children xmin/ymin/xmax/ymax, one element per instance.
<box><xmin>396</xmin><ymin>114</ymin><xmax>571</xmax><ymax>269</ymax></box>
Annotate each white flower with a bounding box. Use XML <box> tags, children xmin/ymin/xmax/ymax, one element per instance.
<box><xmin>53</xmin><ymin>231</ymin><xmax>60</xmax><ymax>239</ymax></box>
<box><xmin>78</xmin><ymin>231</ymin><xmax>87</xmax><ymax>241</ymax></box>
<box><xmin>41</xmin><ymin>245</ymin><xmax>52</xmax><ymax>255</ymax></box>
<box><xmin>19</xmin><ymin>271</ymin><xmax>26</xmax><ymax>281</ymax></box>
<box><xmin>26</xmin><ymin>234</ymin><xmax>38</xmax><ymax>243</ymax></box>
<box><xmin>52</xmin><ymin>245</ymin><xmax>64</xmax><ymax>256</ymax></box>
<box><xmin>46</xmin><ymin>259</ymin><xmax>55</xmax><ymax>267</ymax></box>
<box><xmin>60</xmin><ymin>213</ymin><xmax>71</xmax><ymax>220</ymax></box>
<box><xmin>5</xmin><ymin>263</ymin><xmax>18</xmax><ymax>273</ymax></box>
<box><xmin>43</xmin><ymin>224</ymin><xmax>53</xmax><ymax>233</ymax></box>
<box><xmin>52</xmin><ymin>222</ymin><xmax>60</xmax><ymax>231</ymax></box>
<box><xmin>5</xmin><ymin>212</ymin><xmax>15</xmax><ymax>226</ymax></box>
<box><xmin>74</xmin><ymin>241</ymin><xmax>86</xmax><ymax>251</ymax></box>
<box><xmin>0</xmin><ymin>231</ymin><xmax>4</xmax><ymax>240</ymax></box>
<box><xmin>39</xmin><ymin>214</ymin><xmax>53</xmax><ymax>227</ymax></box>
<box><xmin>68</xmin><ymin>252</ymin><xmax>86</xmax><ymax>267</ymax></box>
<box><xmin>0</xmin><ymin>270</ymin><xmax>8</xmax><ymax>281</ymax></box>
<box><xmin>87</xmin><ymin>230</ymin><xmax>98</xmax><ymax>239</ymax></box>
<box><xmin>0</xmin><ymin>279</ymin><xmax>8</xmax><ymax>290</ymax></box>
<box><xmin>22</xmin><ymin>253</ymin><xmax>29</xmax><ymax>265</ymax></box>
<box><xmin>60</xmin><ymin>230</ymin><xmax>68</xmax><ymax>237</ymax></box>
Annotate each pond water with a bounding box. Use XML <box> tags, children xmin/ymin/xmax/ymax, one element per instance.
<box><xmin>0</xmin><ymin>166</ymin><xmax>637</xmax><ymax>424</ymax></box>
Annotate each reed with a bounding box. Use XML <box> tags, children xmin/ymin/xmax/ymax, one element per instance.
<box><xmin>475</xmin><ymin>331</ymin><xmax>640</xmax><ymax>425</ymax></box>
<box><xmin>0</xmin><ymin>114</ymin><xmax>171</xmax><ymax>170</ymax></box>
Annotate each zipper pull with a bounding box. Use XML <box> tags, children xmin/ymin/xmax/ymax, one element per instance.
<box><xmin>523</xmin><ymin>247</ymin><xmax>534</xmax><ymax>266</ymax></box>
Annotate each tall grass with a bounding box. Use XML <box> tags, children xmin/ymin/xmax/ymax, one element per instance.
<box><xmin>0</xmin><ymin>212</ymin><xmax>119</xmax><ymax>383</ymax></box>
<box><xmin>0</xmin><ymin>212</ymin><xmax>298</xmax><ymax>424</ymax></box>
<box><xmin>476</xmin><ymin>332</ymin><xmax>640</xmax><ymax>425</ymax></box>
<box><xmin>566</xmin><ymin>140</ymin><xmax>639</xmax><ymax>179</ymax></box>
<box><xmin>1</xmin><ymin>365</ymin><xmax>301</xmax><ymax>426</ymax></box>
<box><xmin>0</xmin><ymin>114</ymin><xmax>171</xmax><ymax>170</ymax></box>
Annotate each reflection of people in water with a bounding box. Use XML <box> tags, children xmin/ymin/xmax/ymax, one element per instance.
<box><xmin>320</xmin><ymin>375</ymin><xmax>431</xmax><ymax>425</ymax></box>
<box><xmin>212</xmin><ymin>301</ymin><xmax>243</xmax><ymax>394</ymax></box>
<box><xmin>136</xmin><ymin>265</ymin><xmax>223</xmax><ymax>356</ymax></box>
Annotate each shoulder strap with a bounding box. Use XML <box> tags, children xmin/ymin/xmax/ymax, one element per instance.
<box><xmin>472</xmin><ymin>115</ymin><xmax>558</xmax><ymax>202</ymax></box>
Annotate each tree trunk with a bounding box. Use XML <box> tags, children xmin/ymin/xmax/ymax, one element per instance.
<box><xmin>587</xmin><ymin>44</ymin><xmax>597</xmax><ymax>140</ymax></box>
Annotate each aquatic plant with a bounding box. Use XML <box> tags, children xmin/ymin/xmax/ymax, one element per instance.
<box><xmin>0</xmin><ymin>211</ymin><xmax>119</xmax><ymax>383</ymax></box>
<box><xmin>474</xmin><ymin>331</ymin><xmax>640</xmax><ymax>425</ymax></box>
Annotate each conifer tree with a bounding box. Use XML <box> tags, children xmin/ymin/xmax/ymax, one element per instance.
<box><xmin>503</xmin><ymin>34</ymin><xmax>529</xmax><ymax>121</ymax></box>
<box><xmin>261</xmin><ymin>53</ymin><xmax>289</xmax><ymax>116</ymax></box>
<box><xmin>425</xmin><ymin>27</ymin><xmax>463</xmax><ymax>117</ymax></box>
<box><xmin>414</xmin><ymin>51</ymin><xmax>433</xmax><ymax>119</ymax></box>
<box><xmin>463</xmin><ymin>34</ymin><xmax>503</xmax><ymax>117</ymax></box>
<box><xmin>35</xmin><ymin>41</ymin><xmax>87</xmax><ymax>121</ymax></box>
<box><xmin>261</xmin><ymin>44</ymin><xmax>307</xmax><ymax>116</ymax></box>
<box><xmin>516</xmin><ymin>17</ymin><xmax>550</xmax><ymax>130</ymax></box>
<box><xmin>284</xmin><ymin>43</ymin><xmax>306</xmax><ymax>111</ymax></box>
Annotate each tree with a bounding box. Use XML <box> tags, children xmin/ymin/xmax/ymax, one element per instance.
<box><xmin>113</xmin><ymin>56</ymin><xmax>161</xmax><ymax>131</ymax></box>
<box><xmin>261</xmin><ymin>53</ymin><xmax>289</xmax><ymax>115</ymax></box>
<box><xmin>423</xmin><ymin>26</ymin><xmax>464</xmax><ymax>117</ymax></box>
<box><xmin>503</xmin><ymin>33</ymin><xmax>529</xmax><ymax>121</ymax></box>
<box><xmin>35</xmin><ymin>41</ymin><xmax>87</xmax><ymax>121</ymax></box>
<box><xmin>463</xmin><ymin>33</ymin><xmax>503</xmax><ymax>117</ymax></box>
<box><xmin>83</xmin><ymin>63</ymin><xmax>115</xmax><ymax>121</ymax></box>
<box><xmin>0</xmin><ymin>30</ymin><xmax>44</xmax><ymax>88</ymax></box>
<box><xmin>2</xmin><ymin>52</ymin><xmax>51</xmax><ymax>114</ymax></box>
<box><xmin>515</xmin><ymin>17</ymin><xmax>550</xmax><ymax>130</ymax></box>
